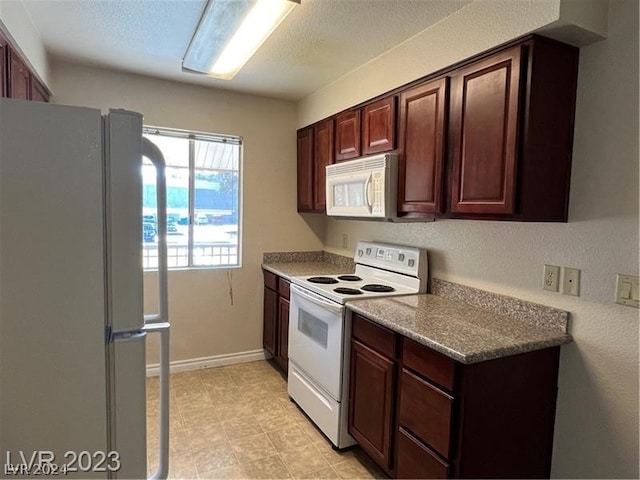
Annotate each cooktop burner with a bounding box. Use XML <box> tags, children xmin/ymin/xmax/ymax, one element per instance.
<box><xmin>333</xmin><ymin>287</ymin><xmax>363</xmax><ymax>295</ymax></box>
<box><xmin>337</xmin><ymin>275</ymin><xmax>362</xmax><ymax>282</ymax></box>
<box><xmin>361</xmin><ymin>284</ymin><xmax>396</xmax><ymax>293</ymax></box>
<box><xmin>307</xmin><ymin>276</ymin><xmax>339</xmax><ymax>284</ymax></box>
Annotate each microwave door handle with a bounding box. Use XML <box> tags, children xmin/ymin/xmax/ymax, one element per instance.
<box><xmin>364</xmin><ymin>175</ymin><xmax>373</xmax><ymax>213</ymax></box>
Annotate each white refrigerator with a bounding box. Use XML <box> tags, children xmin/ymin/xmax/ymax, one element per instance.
<box><xmin>0</xmin><ymin>99</ymin><xmax>170</xmax><ymax>479</ymax></box>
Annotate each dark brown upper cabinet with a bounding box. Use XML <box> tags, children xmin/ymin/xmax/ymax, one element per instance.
<box><xmin>335</xmin><ymin>109</ymin><xmax>361</xmax><ymax>162</ymax></box>
<box><xmin>297</xmin><ymin>119</ymin><xmax>335</xmax><ymax>213</ymax></box>
<box><xmin>362</xmin><ymin>96</ymin><xmax>396</xmax><ymax>155</ymax></box>
<box><xmin>297</xmin><ymin>127</ymin><xmax>314</xmax><ymax>212</ymax></box>
<box><xmin>448</xmin><ymin>37</ymin><xmax>578</xmax><ymax>221</ymax></box>
<box><xmin>1</xmin><ymin>32</ymin><xmax>50</xmax><ymax>102</ymax></box>
<box><xmin>8</xmin><ymin>49</ymin><xmax>30</xmax><ymax>100</ymax></box>
<box><xmin>296</xmin><ymin>34</ymin><xmax>578</xmax><ymax>222</ymax></box>
<box><xmin>30</xmin><ymin>77</ymin><xmax>49</xmax><ymax>103</ymax></box>
<box><xmin>449</xmin><ymin>46</ymin><xmax>521</xmax><ymax>216</ymax></box>
<box><xmin>0</xmin><ymin>36</ymin><xmax>7</xmax><ymax>98</ymax></box>
<box><xmin>313</xmin><ymin>118</ymin><xmax>335</xmax><ymax>212</ymax></box>
<box><xmin>397</xmin><ymin>78</ymin><xmax>448</xmax><ymax>217</ymax></box>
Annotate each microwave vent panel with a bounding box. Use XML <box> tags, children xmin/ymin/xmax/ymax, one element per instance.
<box><xmin>326</xmin><ymin>156</ymin><xmax>389</xmax><ymax>176</ymax></box>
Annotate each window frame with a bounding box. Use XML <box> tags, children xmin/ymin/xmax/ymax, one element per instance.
<box><xmin>142</xmin><ymin>125</ymin><xmax>243</xmax><ymax>271</ymax></box>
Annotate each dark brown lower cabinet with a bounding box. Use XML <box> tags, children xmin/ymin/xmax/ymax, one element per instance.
<box><xmin>348</xmin><ymin>312</ymin><xmax>562</xmax><ymax>479</ymax></box>
<box><xmin>348</xmin><ymin>340</ymin><xmax>396</xmax><ymax>470</ymax></box>
<box><xmin>276</xmin><ymin>296</ymin><xmax>289</xmax><ymax>372</ymax></box>
<box><xmin>262</xmin><ymin>269</ymin><xmax>290</xmax><ymax>373</ymax></box>
<box><xmin>262</xmin><ymin>285</ymin><xmax>278</xmax><ymax>357</ymax></box>
<box><xmin>397</xmin><ymin>428</ymin><xmax>449</xmax><ymax>479</ymax></box>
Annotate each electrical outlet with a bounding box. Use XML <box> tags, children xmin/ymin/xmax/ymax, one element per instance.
<box><xmin>341</xmin><ymin>233</ymin><xmax>349</xmax><ymax>249</ymax></box>
<box><xmin>543</xmin><ymin>264</ymin><xmax>560</xmax><ymax>292</ymax></box>
<box><xmin>562</xmin><ymin>267</ymin><xmax>581</xmax><ymax>296</ymax></box>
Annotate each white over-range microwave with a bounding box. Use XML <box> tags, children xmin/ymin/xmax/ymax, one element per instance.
<box><xmin>325</xmin><ymin>153</ymin><xmax>398</xmax><ymax>219</ymax></box>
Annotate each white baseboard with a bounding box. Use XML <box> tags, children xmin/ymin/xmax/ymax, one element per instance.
<box><xmin>146</xmin><ymin>349</ymin><xmax>267</xmax><ymax>377</ymax></box>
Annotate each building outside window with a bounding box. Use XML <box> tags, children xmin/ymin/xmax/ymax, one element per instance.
<box><xmin>142</xmin><ymin>127</ymin><xmax>242</xmax><ymax>269</ymax></box>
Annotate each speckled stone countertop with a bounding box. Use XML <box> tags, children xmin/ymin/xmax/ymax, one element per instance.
<box><xmin>261</xmin><ymin>252</ymin><xmax>572</xmax><ymax>364</ymax></box>
<box><xmin>262</xmin><ymin>251</ymin><xmax>354</xmax><ymax>280</ymax></box>
<box><xmin>347</xmin><ymin>282</ymin><xmax>572</xmax><ymax>364</ymax></box>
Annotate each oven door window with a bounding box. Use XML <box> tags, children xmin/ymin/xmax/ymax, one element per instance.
<box><xmin>298</xmin><ymin>310</ymin><xmax>329</xmax><ymax>348</ymax></box>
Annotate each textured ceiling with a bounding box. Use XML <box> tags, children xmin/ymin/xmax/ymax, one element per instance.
<box><xmin>22</xmin><ymin>0</ymin><xmax>471</xmax><ymax>101</ymax></box>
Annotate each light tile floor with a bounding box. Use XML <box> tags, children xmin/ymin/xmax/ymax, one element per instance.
<box><xmin>146</xmin><ymin>360</ymin><xmax>386</xmax><ymax>479</ymax></box>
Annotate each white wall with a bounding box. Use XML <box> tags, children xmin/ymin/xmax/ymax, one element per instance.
<box><xmin>49</xmin><ymin>60</ymin><xmax>326</xmax><ymax>363</ymax></box>
<box><xmin>298</xmin><ymin>1</ymin><xmax>638</xmax><ymax>478</ymax></box>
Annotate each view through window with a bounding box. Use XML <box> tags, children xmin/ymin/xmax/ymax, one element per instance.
<box><xmin>142</xmin><ymin>127</ymin><xmax>241</xmax><ymax>269</ymax></box>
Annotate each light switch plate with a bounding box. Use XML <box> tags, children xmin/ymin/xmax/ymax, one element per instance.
<box><xmin>562</xmin><ymin>267</ymin><xmax>581</xmax><ymax>296</ymax></box>
<box><xmin>615</xmin><ymin>274</ymin><xmax>639</xmax><ymax>308</ymax></box>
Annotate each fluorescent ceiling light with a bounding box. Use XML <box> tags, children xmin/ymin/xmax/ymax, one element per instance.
<box><xmin>182</xmin><ymin>0</ymin><xmax>299</xmax><ymax>80</ymax></box>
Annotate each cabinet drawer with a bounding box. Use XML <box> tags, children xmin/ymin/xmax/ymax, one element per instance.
<box><xmin>399</xmin><ymin>368</ymin><xmax>453</xmax><ymax>459</ymax></box>
<box><xmin>397</xmin><ymin>427</ymin><xmax>449</xmax><ymax>479</ymax></box>
<box><xmin>263</xmin><ymin>270</ymin><xmax>278</xmax><ymax>291</ymax></box>
<box><xmin>403</xmin><ymin>337</ymin><xmax>456</xmax><ymax>391</ymax></box>
<box><xmin>278</xmin><ymin>279</ymin><xmax>290</xmax><ymax>300</ymax></box>
<box><xmin>351</xmin><ymin>313</ymin><xmax>396</xmax><ymax>358</ymax></box>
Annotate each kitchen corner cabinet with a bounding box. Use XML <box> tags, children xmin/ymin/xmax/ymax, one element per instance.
<box><xmin>348</xmin><ymin>312</ymin><xmax>561</xmax><ymax>479</ymax></box>
<box><xmin>0</xmin><ymin>32</ymin><xmax>50</xmax><ymax>102</ymax></box>
<box><xmin>397</xmin><ymin>78</ymin><xmax>448</xmax><ymax>217</ymax></box>
<box><xmin>297</xmin><ymin>118</ymin><xmax>335</xmax><ymax>213</ymax></box>
<box><xmin>262</xmin><ymin>270</ymin><xmax>290</xmax><ymax>373</ymax></box>
<box><xmin>448</xmin><ymin>37</ymin><xmax>578</xmax><ymax>221</ymax></box>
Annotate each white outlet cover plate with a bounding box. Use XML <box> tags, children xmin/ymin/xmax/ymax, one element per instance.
<box><xmin>562</xmin><ymin>267</ymin><xmax>581</xmax><ymax>296</ymax></box>
<box><xmin>543</xmin><ymin>264</ymin><xmax>560</xmax><ymax>292</ymax></box>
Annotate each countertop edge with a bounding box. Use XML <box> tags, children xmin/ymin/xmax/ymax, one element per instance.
<box><xmin>347</xmin><ymin>302</ymin><xmax>573</xmax><ymax>365</ymax></box>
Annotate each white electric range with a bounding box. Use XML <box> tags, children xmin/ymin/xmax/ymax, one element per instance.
<box><xmin>287</xmin><ymin>241</ymin><xmax>428</xmax><ymax>449</ymax></box>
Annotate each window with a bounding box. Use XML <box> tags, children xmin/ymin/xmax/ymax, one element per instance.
<box><xmin>142</xmin><ymin>127</ymin><xmax>242</xmax><ymax>269</ymax></box>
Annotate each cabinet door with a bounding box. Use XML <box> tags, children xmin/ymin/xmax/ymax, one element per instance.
<box><xmin>8</xmin><ymin>49</ymin><xmax>30</xmax><ymax>100</ymax></box>
<box><xmin>348</xmin><ymin>340</ymin><xmax>395</xmax><ymax>470</ymax></box>
<box><xmin>397</xmin><ymin>78</ymin><xmax>448</xmax><ymax>215</ymax></box>
<box><xmin>30</xmin><ymin>77</ymin><xmax>49</xmax><ymax>102</ymax></box>
<box><xmin>297</xmin><ymin>127</ymin><xmax>314</xmax><ymax>212</ymax></box>
<box><xmin>335</xmin><ymin>110</ymin><xmax>361</xmax><ymax>161</ymax></box>
<box><xmin>263</xmin><ymin>287</ymin><xmax>278</xmax><ymax>357</ymax></box>
<box><xmin>363</xmin><ymin>96</ymin><xmax>396</xmax><ymax>155</ymax></box>
<box><xmin>313</xmin><ymin>118</ymin><xmax>334</xmax><ymax>211</ymax></box>
<box><xmin>276</xmin><ymin>297</ymin><xmax>289</xmax><ymax>371</ymax></box>
<box><xmin>450</xmin><ymin>46</ymin><xmax>522</xmax><ymax>214</ymax></box>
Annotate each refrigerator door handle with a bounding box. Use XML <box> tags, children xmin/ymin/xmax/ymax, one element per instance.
<box><xmin>142</xmin><ymin>138</ymin><xmax>169</xmax><ymax>327</ymax></box>
<box><xmin>142</xmin><ymin>322</ymin><xmax>170</xmax><ymax>480</ymax></box>
<box><xmin>142</xmin><ymin>138</ymin><xmax>170</xmax><ymax>480</ymax></box>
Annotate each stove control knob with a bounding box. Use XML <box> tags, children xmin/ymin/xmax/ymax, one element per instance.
<box><xmin>398</xmin><ymin>253</ymin><xmax>405</xmax><ymax>262</ymax></box>
<box><xmin>358</xmin><ymin>249</ymin><xmax>363</xmax><ymax>257</ymax></box>
<box><xmin>408</xmin><ymin>259</ymin><xmax>415</xmax><ymax>268</ymax></box>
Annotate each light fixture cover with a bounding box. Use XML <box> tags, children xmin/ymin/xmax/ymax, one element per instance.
<box><xmin>182</xmin><ymin>0</ymin><xmax>299</xmax><ymax>80</ymax></box>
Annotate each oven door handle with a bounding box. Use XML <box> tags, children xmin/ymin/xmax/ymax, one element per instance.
<box><xmin>291</xmin><ymin>284</ymin><xmax>344</xmax><ymax>314</ymax></box>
